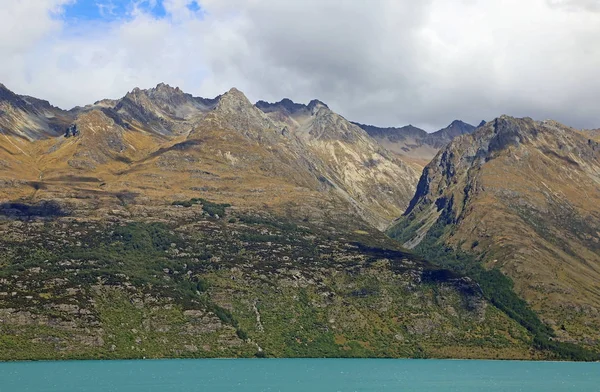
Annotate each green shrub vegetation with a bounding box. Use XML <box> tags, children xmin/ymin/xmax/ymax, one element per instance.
<box><xmin>171</xmin><ymin>198</ymin><xmax>231</xmax><ymax>217</ymax></box>
<box><xmin>403</xmin><ymin>211</ymin><xmax>599</xmax><ymax>361</ymax></box>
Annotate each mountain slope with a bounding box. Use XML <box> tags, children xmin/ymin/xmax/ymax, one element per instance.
<box><xmin>0</xmin><ymin>85</ymin><xmax>548</xmax><ymax>360</ymax></box>
<box><xmin>388</xmin><ymin>116</ymin><xmax>600</xmax><ymax>350</ymax></box>
<box><xmin>258</xmin><ymin>99</ymin><xmax>421</xmax><ymax>229</ymax></box>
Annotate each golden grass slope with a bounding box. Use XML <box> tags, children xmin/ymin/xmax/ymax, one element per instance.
<box><xmin>0</xmin><ymin>86</ymin><xmax>424</xmax><ymax>233</ymax></box>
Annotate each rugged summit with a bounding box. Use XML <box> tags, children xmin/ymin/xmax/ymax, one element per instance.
<box><xmin>190</xmin><ymin>88</ymin><xmax>279</xmax><ymax>142</ymax></box>
<box><xmin>422</xmin><ymin>120</ymin><xmax>477</xmax><ymax>148</ymax></box>
<box><xmin>0</xmin><ymin>83</ymin><xmax>419</xmax><ymax>228</ymax></box>
<box><xmin>354</xmin><ymin>120</ymin><xmax>477</xmax><ymax>165</ymax></box>
<box><xmin>109</xmin><ymin>83</ymin><xmax>217</xmax><ymax>135</ymax></box>
<box><xmin>388</xmin><ymin>116</ymin><xmax>600</xmax><ymax>350</ymax></box>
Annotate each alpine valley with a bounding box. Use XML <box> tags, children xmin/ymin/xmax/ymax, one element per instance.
<box><xmin>0</xmin><ymin>82</ymin><xmax>598</xmax><ymax>361</ymax></box>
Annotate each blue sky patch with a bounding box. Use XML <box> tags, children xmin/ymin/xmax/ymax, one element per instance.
<box><xmin>186</xmin><ymin>1</ymin><xmax>201</xmax><ymax>12</ymax></box>
<box><xmin>62</xmin><ymin>0</ymin><xmax>167</xmax><ymax>22</ymax></box>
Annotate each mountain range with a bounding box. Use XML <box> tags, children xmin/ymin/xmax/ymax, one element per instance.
<box><xmin>352</xmin><ymin>119</ymin><xmax>480</xmax><ymax>166</ymax></box>
<box><xmin>0</xmin><ymin>82</ymin><xmax>598</xmax><ymax>361</ymax></box>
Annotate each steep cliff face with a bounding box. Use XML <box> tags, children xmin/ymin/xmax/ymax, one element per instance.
<box><xmin>388</xmin><ymin>116</ymin><xmax>600</xmax><ymax>349</ymax></box>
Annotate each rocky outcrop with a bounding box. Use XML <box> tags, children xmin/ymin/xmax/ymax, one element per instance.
<box><xmin>64</xmin><ymin>124</ymin><xmax>79</xmax><ymax>138</ymax></box>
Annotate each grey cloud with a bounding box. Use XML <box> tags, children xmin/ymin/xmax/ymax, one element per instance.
<box><xmin>198</xmin><ymin>0</ymin><xmax>600</xmax><ymax>130</ymax></box>
<box><xmin>1</xmin><ymin>0</ymin><xmax>600</xmax><ymax>131</ymax></box>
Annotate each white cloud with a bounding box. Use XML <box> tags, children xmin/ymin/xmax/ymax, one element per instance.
<box><xmin>547</xmin><ymin>0</ymin><xmax>600</xmax><ymax>12</ymax></box>
<box><xmin>1</xmin><ymin>0</ymin><xmax>600</xmax><ymax>130</ymax></box>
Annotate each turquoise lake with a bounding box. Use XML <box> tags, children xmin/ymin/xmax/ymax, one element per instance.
<box><xmin>0</xmin><ymin>359</ymin><xmax>598</xmax><ymax>391</ymax></box>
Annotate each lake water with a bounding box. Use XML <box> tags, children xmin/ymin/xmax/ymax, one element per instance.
<box><xmin>0</xmin><ymin>358</ymin><xmax>598</xmax><ymax>391</ymax></box>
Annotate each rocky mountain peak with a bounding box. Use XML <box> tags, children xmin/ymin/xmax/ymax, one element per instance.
<box><xmin>0</xmin><ymin>83</ymin><xmax>24</xmax><ymax>106</ymax></box>
<box><xmin>485</xmin><ymin>115</ymin><xmax>538</xmax><ymax>151</ymax></box>
<box><xmin>217</xmin><ymin>87</ymin><xmax>253</xmax><ymax>109</ymax></box>
<box><xmin>424</xmin><ymin>115</ymin><xmax>589</xmax><ymax>192</ymax></box>
<box><xmin>420</xmin><ymin>120</ymin><xmax>477</xmax><ymax>150</ymax></box>
<box><xmin>155</xmin><ymin>82</ymin><xmax>180</xmax><ymax>92</ymax></box>
<box><xmin>128</xmin><ymin>87</ymin><xmax>142</xmax><ymax>96</ymax></box>
<box><xmin>111</xmin><ymin>84</ymin><xmax>219</xmax><ymax>135</ymax></box>
<box><xmin>255</xmin><ymin>98</ymin><xmax>330</xmax><ymax>119</ymax></box>
<box><xmin>307</xmin><ymin>99</ymin><xmax>329</xmax><ymax>115</ymax></box>
<box><xmin>0</xmin><ymin>83</ymin><xmax>10</xmax><ymax>95</ymax></box>
<box><xmin>403</xmin><ymin>116</ymin><xmax>544</xmax><ymax>217</ymax></box>
<box><xmin>148</xmin><ymin>83</ymin><xmax>185</xmax><ymax>98</ymax></box>
<box><xmin>435</xmin><ymin>120</ymin><xmax>476</xmax><ymax>136</ymax></box>
<box><xmin>354</xmin><ymin>122</ymin><xmax>428</xmax><ymax>139</ymax></box>
<box><xmin>189</xmin><ymin>87</ymin><xmax>277</xmax><ymax>141</ymax></box>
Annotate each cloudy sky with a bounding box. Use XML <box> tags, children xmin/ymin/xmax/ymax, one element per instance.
<box><xmin>1</xmin><ymin>0</ymin><xmax>599</xmax><ymax>130</ymax></box>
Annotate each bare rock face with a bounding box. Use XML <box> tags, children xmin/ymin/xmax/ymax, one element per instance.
<box><xmin>0</xmin><ymin>83</ymin><xmax>73</xmax><ymax>140</ymax></box>
<box><xmin>256</xmin><ymin>97</ymin><xmax>421</xmax><ymax>229</ymax></box>
<box><xmin>388</xmin><ymin>115</ymin><xmax>600</xmax><ymax>348</ymax></box>
<box><xmin>112</xmin><ymin>83</ymin><xmax>218</xmax><ymax>135</ymax></box>
<box><xmin>64</xmin><ymin>124</ymin><xmax>79</xmax><ymax>138</ymax></box>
